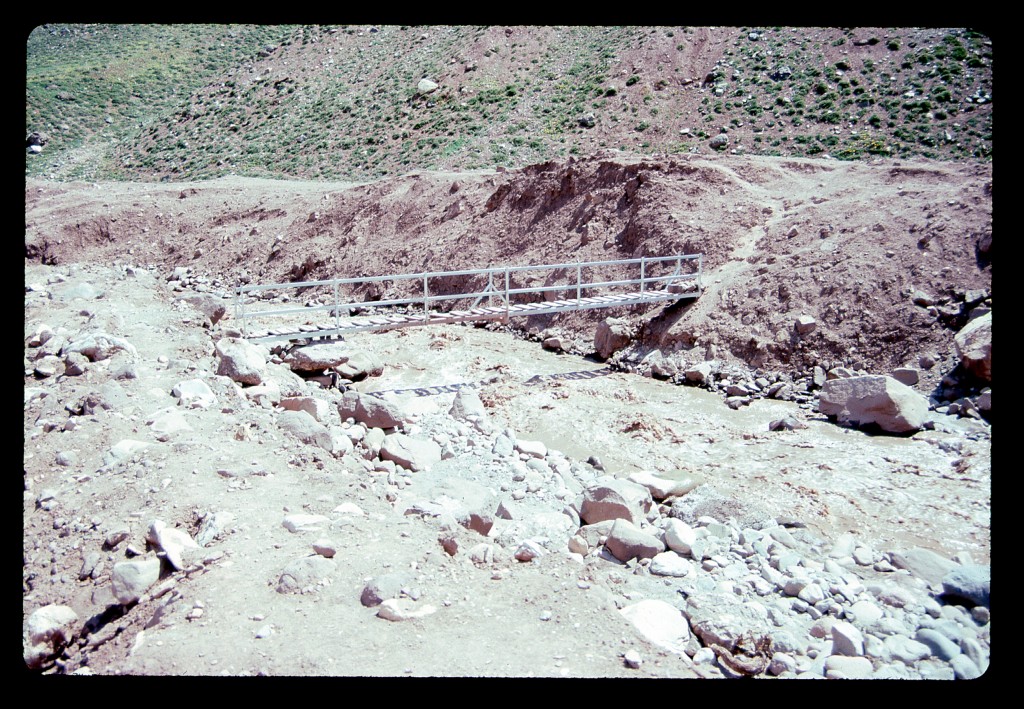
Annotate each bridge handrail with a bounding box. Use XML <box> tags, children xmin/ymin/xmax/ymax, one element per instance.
<box><xmin>235</xmin><ymin>254</ymin><xmax>702</xmax><ymax>336</ymax></box>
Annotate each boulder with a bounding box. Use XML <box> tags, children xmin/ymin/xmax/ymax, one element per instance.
<box><xmin>649</xmin><ymin>551</ymin><xmax>693</xmax><ymax>577</ymax></box>
<box><xmin>941</xmin><ymin>564</ymin><xmax>990</xmax><ymax>607</ymax></box>
<box><xmin>817</xmin><ymin>375</ymin><xmax>929</xmax><ymax>433</ymax></box>
<box><xmin>177</xmin><ymin>294</ymin><xmax>227</xmax><ymax>325</ymax></box>
<box><xmin>663</xmin><ymin>518</ymin><xmax>699</xmax><ymax>555</ymax></box>
<box><xmin>23</xmin><ymin>604</ymin><xmax>79</xmax><ymax>670</ymax></box>
<box><xmin>685</xmin><ymin>593</ymin><xmax>773</xmax><ymax>652</ymax></box>
<box><xmin>580</xmin><ymin>478</ymin><xmax>653</xmax><ymax>526</ymax></box>
<box><xmin>277</xmin><ymin>410</ymin><xmax>334</xmax><ymax>451</ymax></box>
<box><xmin>361</xmin><ymin>571</ymin><xmax>413</xmax><ymax>607</ymax></box>
<box><xmin>594</xmin><ymin>317</ymin><xmax>631</xmax><ymax>360</ymax></box>
<box><xmin>684</xmin><ymin>362</ymin><xmax>714</xmax><ymax>383</ymax></box>
<box><xmin>283</xmin><ymin>343</ymin><xmax>351</xmax><ymax>372</ymax></box>
<box><xmin>110</xmin><ymin>556</ymin><xmax>161</xmax><ymax>604</ymax></box>
<box><xmin>338</xmin><ymin>391</ymin><xmax>406</xmax><ymax>429</ymax></box>
<box><xmin>62</xmin><ymin>331</ymin><xmax>137</xmax><ymax>361</ymax></box>
<box><xmin>148</xmin><ymin>408</ymin><xmax>193</xmax><ymax>439</ymax></box>
<box><xmin>953</xmin><ymin>312</ymin><xmax>992</xmax><ymax>382</ymax></box>
<box><xmin>215</xmin><ymin>337</ymin><xmax>267</xmax><ymax>385</ymax></box>
<box><xmin>889</xmin><ymin>547</ymin><xmax>959</xmax><ymax>585</ymax></box>
<box><xmin>448</xmin><ymin>388</ymin><xmax>488</xmax><ymax>421</ymax></box>
<box><xmin>891</xmin><ymin>367</ymin><xmax>920</xmax><ymax>386</ymax></box>
<box><xmin>627</xmin><ymin>470</ymin><xmax>703</xmax><ymax>500</ymax></box>
<box><xmin>280</xmin><ymin>396</ymin><xmax>333</xmax><ymax>423</ymax></box>
<box><xmin>650</xmin><ymin>358</ymin><xmax>678</xmax><ymax>379</ymax></box>
<box><xmin>276</xmin><ymin>556</ymin><xmax>336</xmax><ymax>594</ymax></box>
<box><xmin>335</xmin><ymin>350</ymin><xmax>383</xmax><ymax>380</ymax></box>
<box><xmin>604</xmin><ymin>519</ymin><xmax>665</xmax><ymax>562</ymax></box>
<box><xmin>172</xmin><ymin>378</ymin><xmax>217</xmax><ymax>409</ymax></box>
<box><xmin>794</xmin><ymin>315</ymin><xmax>817</xmax><ymax>334</ymax></box>
<box><xmin>146</xmin><ymin>520</ymin><xmax>199</xmax><ymax>571</ymax></box>
<box><xmin>379</xmin><ymin>433</ymin><xmax>442</xmax><ymax>472</ymax></box>
<box><xmin>619</xmin><ymin>599</ymin><xmax>691</xmax><ymax>654</ymax></box>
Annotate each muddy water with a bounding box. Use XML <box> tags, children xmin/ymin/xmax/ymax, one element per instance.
<box><xmin>345</xmin><ymin>323</ymin><xmax>991</xmax><ymax>564</ymax></box>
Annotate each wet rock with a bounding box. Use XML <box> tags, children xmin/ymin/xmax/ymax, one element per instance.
<box><xmin>648</xmin><ymin>351</ymin><xmax>678</xmax><ymax>379</ymax></box>
<box><xmin>336</xmin><ymin>350</ymin><xmax>384</xmax><ymax>380</ymax></box>
<box><xmin>818</xmin><ymin>375</ymin><xmax>929</xmax><ymax>433</ymax></box>
<box><xmin>768</xmin><ymin>415</ymin><xmax>807</xmax><ymax>431</ymax></box>
<box><xmin>684</xmin><ymin>362</ymin><xmax>714</xmax><ymax>383</ymax></box>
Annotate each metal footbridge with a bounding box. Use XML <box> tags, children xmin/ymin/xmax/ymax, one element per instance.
<box><xmin>235</xmin><ymin>254</ymin><xmax>702</xmax><ymax>344</ymax></box>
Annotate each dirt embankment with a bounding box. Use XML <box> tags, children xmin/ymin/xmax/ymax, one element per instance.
<box><xmin>26</xmin><ymin>153</ymin><xmax>992</xmax><ymax>387</ymax></box>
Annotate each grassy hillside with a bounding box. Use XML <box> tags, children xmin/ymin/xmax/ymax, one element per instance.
<box><xmin>26</xmin><ymin>24</ymin><xmax>992</xmax><ymax>183</ymax></box>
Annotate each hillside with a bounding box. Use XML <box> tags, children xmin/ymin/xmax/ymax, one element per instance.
<box><xmin>27</xmin><ymin>25</ymin><xmax>992</xmax><ymax>182</ymax></box>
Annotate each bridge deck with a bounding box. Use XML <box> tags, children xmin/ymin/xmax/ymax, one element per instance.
<box><xmin>243</xmin><ymin>287</ymin><xmax>697</xmax><ymax>344</ymax></box>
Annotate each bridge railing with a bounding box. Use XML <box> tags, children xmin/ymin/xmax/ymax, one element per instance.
<box><xmin>234</xmin><ymin>253</ymin><xmax>701</xmax><ymax>337</ymax></box>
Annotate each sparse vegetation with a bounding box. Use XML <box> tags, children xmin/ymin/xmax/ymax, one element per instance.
<box><xmin>26</xmin><ymin>25</ymin><xmax>991</xmax><ymax>182</ymax></box>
